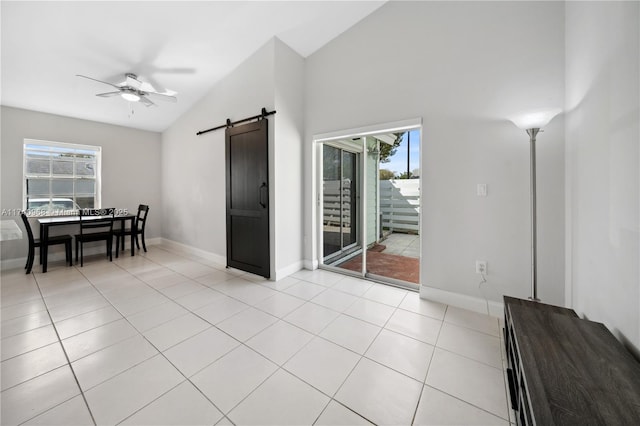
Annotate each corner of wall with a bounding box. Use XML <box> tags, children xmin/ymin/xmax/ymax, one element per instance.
<box><xmin>564</xmin><ymin>0</ymin><xmax>640</xmax><ymax>351</ymax></box>
<box><xmin>272</xmin><ymin>36</ymin><xmax>306</xmax><ymax>278</ymax></box>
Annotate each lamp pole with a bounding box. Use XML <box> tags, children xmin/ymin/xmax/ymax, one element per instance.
<box><xmin>510</xmin><ymin>108</ymin><xmax>560</xmax><ymax>303</ymax></box>
<box><xmin>527</xmin><ymin>128</ymin><xmax>540</xmax><ymax>302</ymax></box>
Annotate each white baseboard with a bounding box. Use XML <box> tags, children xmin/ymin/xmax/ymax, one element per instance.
<box><xmin>274</xmin><ymin>261</ymin><xmax>304</xmax><ymax>281</ymax></box>
<box><xmin>420</xmin><ymin>284</ymin><xmax>503</xmax><ymax>318</ymax></box>
<box><xmin>160</xmin><ymin>238</ymin><xmax>305</xmax><ymax>282</ymax></box>
<box><xmin>145</xmin><ymin>237</ymin><xmax>162</xmax><ymax>246</ymax></box>
<box><xmin>303</xmin><ymin>259</ymin><xmax>318</xmax><ymax>270</ymax></box>
<box><xmin>1</xmin><ymin>257</ymin><xmax>27</xmax><ymax>271</ymax></box>
<box><xmin>297</xmin><ymin>260</ymin><xmax>503</xmax><ymax>318</ymax></box>
<box><xmin>159</xmin><ymin>238</ymin><xmax>227</xmax><ymax>266</ymax></box>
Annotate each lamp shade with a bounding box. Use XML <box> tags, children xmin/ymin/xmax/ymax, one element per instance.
<box><xmin>509</xmin><ymin>109</ymin><xmax>561</xmax><ymax>130</ymax></box>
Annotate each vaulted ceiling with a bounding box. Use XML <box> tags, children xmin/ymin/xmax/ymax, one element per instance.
<box><xmin>1</xmin><ymin>1</ymin><xmax>385</xmax><ymax>132</ymax></box>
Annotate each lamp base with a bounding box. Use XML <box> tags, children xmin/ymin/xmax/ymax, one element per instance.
<box><xmin>528</xmin><ymin>297</ymin><xmax>541</xmax><ymax>302</ymax></box>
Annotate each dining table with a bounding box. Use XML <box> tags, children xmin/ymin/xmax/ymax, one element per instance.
<box><xmin>37</xmin><ymin>213</ymin><xmax>136</xmax><ymax>273</ymax></box>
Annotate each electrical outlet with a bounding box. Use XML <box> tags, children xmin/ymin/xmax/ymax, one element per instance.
<box><xmin>476</xmin><ymin>260</ymin><xmax>487</xmax><ymax>274</ymax></box>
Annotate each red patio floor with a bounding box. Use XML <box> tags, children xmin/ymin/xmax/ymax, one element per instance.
<box><xmin>337</xmin><ymin>248</ymin><xmax>419</xmax><ymax>284</ymax></box>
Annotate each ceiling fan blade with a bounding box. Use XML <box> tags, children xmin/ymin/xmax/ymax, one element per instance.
<box><xmin>95</xmin><ymin>91</ymin><xmax>122</xmax><ymax>98</ymax></box>
<box><xmin>154</xmin><ymin>67</ymin><xmax>196</xmax><ymax>74</ymax></box>
<box><xmin>126</xmin><ymin>74</ymin><xmax>144</xmax><ymax>90</ymax></box>
<box><xmin>76</xmin><ymin>74</ymin><xmax>120</xmax><ymax>89</ymax></box>
<box><xmin>139</xmin><ymin>96</ymin><xmax>156</xmax><ymax>107</ymax></box>
<box><xmin>143</xmin><ymin>75</ymin><xmax>167</xmax><ymax>94</ymax></box>
<box><xmin>139</xmin><ymin>81</ymin><xmax>156</xmax><ymax>93</ymax></box>
<box><xmin>146</xmin><ymin>92</ymin><xmax>177</xmax><ymax>103</ymax></box>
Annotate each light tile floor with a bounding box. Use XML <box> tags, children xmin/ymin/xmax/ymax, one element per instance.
<box><xmin>1</xmin><ymin>246</ymin><xmax>511</xmax><ymax>425</ymax></box>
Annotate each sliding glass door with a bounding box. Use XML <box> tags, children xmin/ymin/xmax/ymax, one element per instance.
<box><xmin>322</xmin><ymin>144</ymin><xmax>360</xmax><ymax>263</ymax></box>
<box><xmin>318</xmin><ymin>126</ymin><xmax>422</xmax><ymax>290</ymax></box>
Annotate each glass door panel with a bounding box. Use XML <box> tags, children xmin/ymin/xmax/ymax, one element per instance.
<box><xmin>364</xmin><ymin>131</ymin><xmax>420</xmax><ymax>288</ymax></box>
<box><xmin>322</xmin><ymin>145</ymin><xmax>341</xmax><ymax>259</ymax></box>
<box><xmin>341</xmin><ymin>151</ymin><xmax>357</xmax><ymax>248</ymax></box>
<box><xmin>322</xmin><ymin>144</ymin><xmax>361</xmax><ymax>264</ymax></box>
<box><xmin>319</xmin><ymin>129</ymin><xmax>421</xmax><ymax>290</ymax></box>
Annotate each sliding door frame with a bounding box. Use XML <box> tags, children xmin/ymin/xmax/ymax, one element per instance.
<box><xmin>313</xmin><ymin>118</ymin><xmax>423</xmax><ymax>289</ymax></box>
<box><xmin>321</xmin><ymin>143</ymin><xmax>361</xmax><ymax>264</ymax></box>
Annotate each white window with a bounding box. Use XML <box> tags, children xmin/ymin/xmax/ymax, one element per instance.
<box><xmin>23</xmin><ymin>139</ymin><xmax>101</xmax><ymax>215</ymax></box>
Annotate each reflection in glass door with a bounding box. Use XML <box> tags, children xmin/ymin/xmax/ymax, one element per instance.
<box><xmin>322</xmin><ymin>145</ymin><xmax>359</xmax><ymax>263</ymax></box>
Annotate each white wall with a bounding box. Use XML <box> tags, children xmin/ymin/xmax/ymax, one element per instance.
<box><xmin>161</xmin><ymin>40</ymin><xmax>275</xmax><ymax>262</ymax></box>
<box><xmin>565</xmin><ymin>1</ymin><xmax>640</xmax><ymax>355</ymax></box>
<box><xmin>273</xmin><ymin>39</ymin><xmax>305</xmax><ymax>278</ymax></box>
<box><xmin>161</xmin><ymin>38</ymin><xmax>305</xmax><ymax>278</ymax></box>
<box><xmin>304</xmin><ymin>1</ymin><xmax>566</xmax><ymax>305</ymax></box>
<box><xmin>0</xmin><ymin>106</ymin><xmax>162</xmax><ymax>262</ymax></box>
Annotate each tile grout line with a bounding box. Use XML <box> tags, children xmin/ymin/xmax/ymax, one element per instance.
<box><xmin>433</xmin><ymin>346</ymin><xmax>504</xmax><ymax>371</ymax></box>
<box><xmin>162</xmin><ymin>272</ymin><xmax>375</xmax><ymax>422</ymax></box>
<box><xmin>424</xmin><ymin>303</ymin><xmax>448</xmax><ymax>385</ymax></box>
<box><xmin>30</xmin><ymin>270</ymin><xmax>98</xmax><ymax>426</ymax></box>
<box><xmin>322</xmin><ymin>289</ymin><xmax>413</xmax><ymax>424</ymax></box>
<box><xmin>251</xmin><ymin>275</ymin><xmax>456</xmax><ymax>400</ymax></box>
<box><xmin>410</xmin><ymin>384</ymin><xmax>427</xmax><ymax>425</ymax></box>
<box><xmin>159</xmin><ymin>253</ymin><xmax>508</xmax><ymax>423</ymax></box>
<box><xmin>424</xmin><ymin>305</ymin><xmax>511</xmax><ymax>422</ymax></box>
<box><xmin>5</xmin><ymin>266</ymin><xmax>260</xmax><ymax>424</ymax></box>
<box><xmin>99</xmin><ymin>251</ymin><xmax>317</xmax><ymax>423</ymax></box>
<box><xmin>9</xmin><ymin>246</ymin><xmax>509</xmax><ymax>425</ymax></box>
<box><xmin>176</xmin><ymin>279</ymin><xmax>356</xmax><ymax>419</ymax></box>
<box><xmin>410</xmin><ymin>304</ymin><xmax>447</xmax><ymax>425</ymax></box>
<box><xmin>421</xmin><ymin>383</ymin><xmax>510</xmax><ymax>423</ymax></box>
<box><xmin>311</xmin><ymin>399</ymin><xmax>375</xmax><ymax>426</ymax></box>
<box><xmin>180</xmin><ymin>277</ymin><xmax>359</xmax><ymax>420</ymax></box>
<box><xmin>77</xmin><ymin>254</ymin><xmax>235</xmax><ymax>424</ymax></box>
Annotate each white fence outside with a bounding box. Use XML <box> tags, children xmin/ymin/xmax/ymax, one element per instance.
<box><xmin>322</xmin><ymin>180</ymin><xmax>352</xmax><ymax>228</ymax></box>
<box><xmin>323</xmin><ymin>178</ymin><xmax>420</xmax><ymax>235</ymax></box>
<box><xmin>380</xmin><ymin>179</ymin><xmax>420</xmax><ymax>233</ymax></box>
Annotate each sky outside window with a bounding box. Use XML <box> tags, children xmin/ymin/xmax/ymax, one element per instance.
<box><xmin>382</xmin><ymin>129</ymin><xmax>420</xmax><ymax>176</ymax></box>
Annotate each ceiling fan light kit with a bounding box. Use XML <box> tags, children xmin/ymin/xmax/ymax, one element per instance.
<box><xmin>76</xmin><ymin>73</ymin><xmax>177</xmax><ymax>108</ymax></box>
<box><xmin>120</xmin><ymin>90</ymin><xmax>141</xmax><ymax>102</ymax></box>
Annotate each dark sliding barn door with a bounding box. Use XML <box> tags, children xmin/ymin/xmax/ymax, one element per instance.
<box><xmin>226</xmin><ymin>119</ymin><xmax>270</xmax><ymax>278</ymax></box>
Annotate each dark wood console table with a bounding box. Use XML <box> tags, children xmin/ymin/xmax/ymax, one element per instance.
<box><xmin>504</xmin><ymin>296</ymin><xmax>640</xmax><ymax>425</ymax></box>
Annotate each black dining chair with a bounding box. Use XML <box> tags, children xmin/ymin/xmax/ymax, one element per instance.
<box><xmin>20</xmin><ymin>212</ymin><xmax>72</xmax><ymax>274</ymax></box>
<box><xmin>75</xmin><ymin>208</ymin><xmax>115</xmax><ymax>267</ymax></box>
<box><xmin>116</xmin><ymin>204</ymin><xmax>149</xmax><ymax>257</ymax></box>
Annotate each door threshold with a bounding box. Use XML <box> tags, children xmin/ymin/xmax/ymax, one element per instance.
<box><xmin>324</xmin><ymin>248</ymin><xmax>363</xmax><ymax>267</ymax></box>
<box><xmin>318</xmin><ymin>264</ymin><xmax>419</xmax><ymax>292</ymax></box>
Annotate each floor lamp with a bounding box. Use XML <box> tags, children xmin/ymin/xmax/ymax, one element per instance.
<box><xmin>510</xmin><ymin>109</ymin><xmax>560</xmax><ymax>302</ymax></box>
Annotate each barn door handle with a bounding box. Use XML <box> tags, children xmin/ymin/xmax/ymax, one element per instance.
<box><xmin>259</xmin><ymin>182</ymin><xmax>267</xmax><ymax>208</ymax></box>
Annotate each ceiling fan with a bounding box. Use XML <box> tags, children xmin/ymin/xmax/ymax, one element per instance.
<box><xmin>76</xmin><ymin>73</ymin><xmax>177</xmax><ymax>107</ymax></box>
